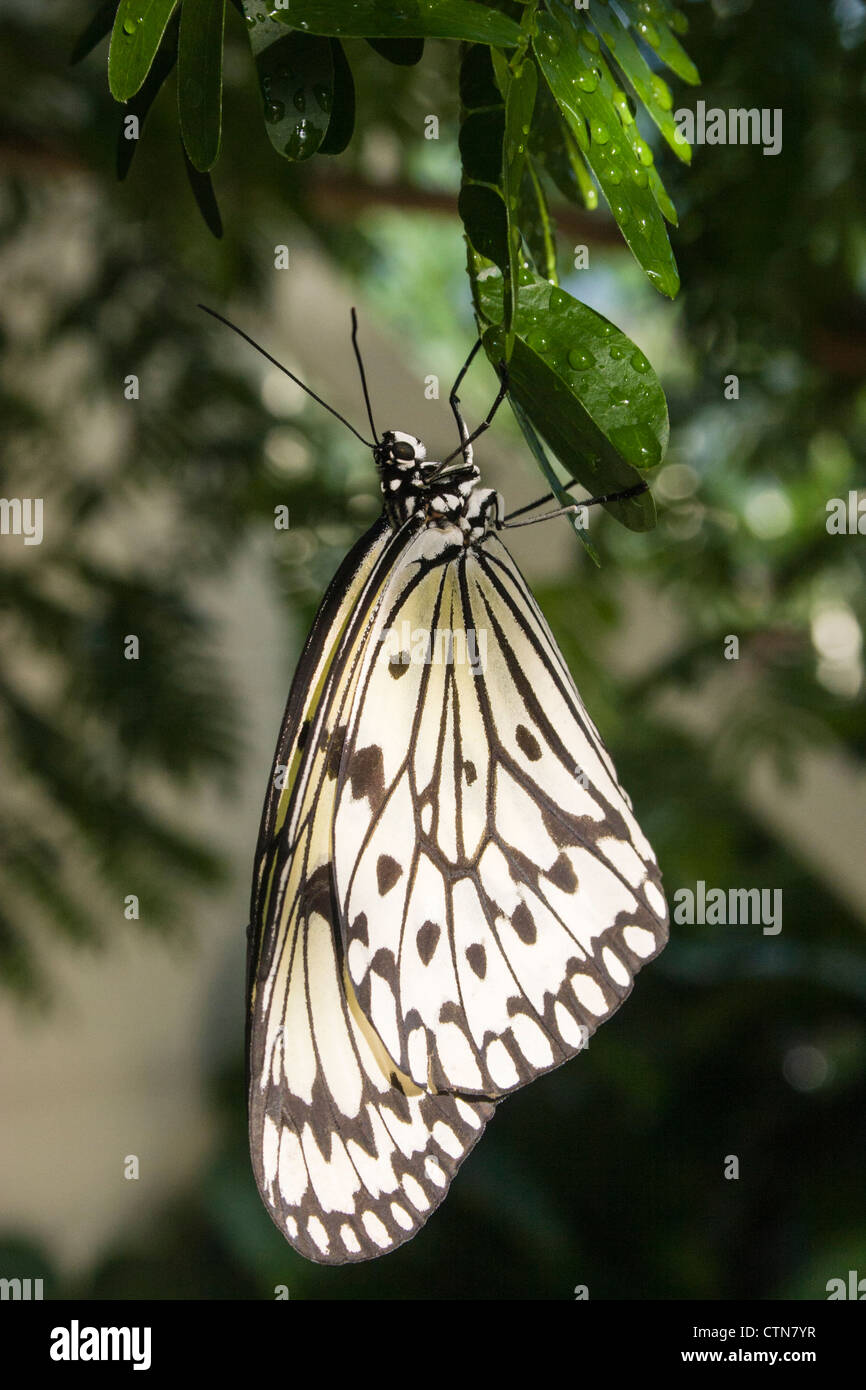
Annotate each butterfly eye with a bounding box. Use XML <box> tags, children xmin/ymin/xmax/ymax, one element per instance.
<box><xmin>392</xmin><ymin>441</ymin><xmax>416</xmax><ymax>462</ymax></box>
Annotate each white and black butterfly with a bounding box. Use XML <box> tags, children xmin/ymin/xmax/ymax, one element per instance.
<box><xmin>202</xmin><ymin>306</ymin><xmax>669</xmax><ymax>1265</ymax></box>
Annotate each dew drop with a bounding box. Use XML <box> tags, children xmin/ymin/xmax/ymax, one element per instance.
<box><xmin>548</xmin><ymin>287</ymin><xmax>569</xmax><ymax>310</ymax></box>
<box><xmin>284</xmin><ymin>119</ymin><xmax>311</xmax><ymax>159</ymax></box>
<box><xmin>614</xmin><ymin>92</ymin><xmax>634</xmax><ymax>125</ymax></box>
<box><xmin>591</xmin><ymin>121</ymin><xmax>610</xmax><ymax>145</ymax></box>
<box><xmin>637</xmin><ymin>21</ymin><xmax>660</xmax><ymax>46</ymax></box>
<box><xmin>568</xmin><ymin>347</ymin><xmax>595</xmax><ymax>370</ymax></box>
<box><xmin>527</xmin><ymin>330</ymin><xmax>550</xmax><ymax>353</ymax></box>
<box><xmin>314</xmin><ymin>84</ymin><xmax>332</xmax><ymax>113</ymax></box>
<box><xmin>293</xmin><ymin>88</ymin><xmax>306</xmax><ymax>112</ymax></box>
<box><xmin>633</xmin><ymin>137</ymin><xmax>654</xmax><ymax>166</ymax></box>
<box><xmin>581</xmin><ymin>31</ymin><xmax>600</xmax><ymax>53</ymax></box>
<box><xmin>632</xmin><ymin>166</ymin><xmax>649</xmax><ymax>188</ymax></box>
<box><xmin>630</xmin><ymin>350</ymin><xmax>651</xmax><ymax>373</ymax></box>
<box><xmin>651</xmin><ymin>75</ymin><xmax>672</xmax><ymax>111</ymax></box>
<box><xmin>577</xmin><ymin>70</ymin><xmax>598</xmax><ymax>92</ymax></box>
<box><xmin>265</xmin><ymin>100</ymin><xmax>285</xmax><ymax>123</ymax></box>
<box><xmin>610</xmin><ymin>343</ymin><xmax>626</xmax><ymax>360</ymax></box>
<box><xmin>545</xmin><ymin>32</ymin><xmax>561</xmax><ymax>54</ymax></box>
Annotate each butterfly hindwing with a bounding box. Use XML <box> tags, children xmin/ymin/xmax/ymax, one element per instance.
<box><xmin>333</xmin><ymin>528</ymin><xmax>669</xmax><ymax>1099</ymax></box>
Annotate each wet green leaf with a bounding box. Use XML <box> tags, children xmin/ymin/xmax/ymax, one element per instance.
<box><xmin>587</xmin><ymin>0</ymin><xmax>691</xmax><ymax>162</ymax></box>
<box><xmin>243</xmin><ymin>8</ymin><xmax>334</xmax><ymax>162</ymax></box>
<box><xmin>615</xmin><ymin>0</ymin><xmax>699</xmax><ymax>86</ymax></box>
<box><xmin>109</xmin><ymin>0</ymin><xmax>178</xmax><ymax>100</ymax></box>
<box><xmin>178</xmin><ymin>0</ymin><xmax>225</xmax><ymax>172</ymax></box>
<box><xmin>115</xmin><ymin>17</ymin><xmax>178</xmax><ymax>180</ymax></box>
<box><xmin>268</xmin><ymin>1</ymin><xmax>522</xmax><ymax>45</ymax></box>
<box><xmin>502</xmin><ymin>58</ymin><xmax>537</xmax><ymax>335</ymax></box>
<box><xmin>534</xmin><ymin>8</ymin><xmax>679</xmax><ymax>297</ymax></box>
<box><xmin>478</xmin><ymin>270</ymin><xmax>666</xmax><ymax>529</ymax></box>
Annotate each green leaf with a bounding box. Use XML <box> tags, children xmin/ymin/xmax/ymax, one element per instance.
<box><xmin>115</xmin><ymin>18</ymin><xmax>178</xmax><ymax>179</ymax></box>
<box><xmin>459</xmin><ymin>109</ymin><xmax>505</xmax><ymax>185</ymax></box>
<box><xmin>533</xmin><ymin>9</ymin><xmax>679</xmax><ymax>298</ymax></box>
<box><xmin>615</xmin><ymin>0</ymin><xmax>699</xmax><ymax>86</ymax></box>
<box><xmin>529</xmin><ymin>75</ymin><xmax>597</xmax><ymax>211</ymax></box>
<box><xmin>521</xmin><ymin>158</ymin><xmax>557</xmax><ymax>284</ymax></box>
<box><xmin>478</xmin><ymin>270</ymin><xmax>666</xmax><ymax>530</ymax></box>
<box><xmin>109</xmin><ymin>0</ymin><xmax>178</xmax><ymax>100</ymax></box>
<box><xmin>70</xmin><ymin>1</ymin><xmax>119</xmax><ymax>66</ymax></box>
<box><xmin>502</xmin><ymin>58</ymin><xmax>537</xmax><ymax>336</ymax></box>
<box><xmin>458</xmin><ymin>184</ymin><xmax>509</xmax><ymax>278</ymax></box>
<box><xmin>178</xmin><ymin>0</ymin><xmax>225</xmax><ymax>172</ymax></box>
<box><xmin>269</xmin><ymin>1</ymin><xmax>522</xmax><ymax>45</ymax></box>
<box><xmin>459</xmin><ymin>42</ymin><xmax>502</xmax><ymax>108</ymax></box>
<box><xmin>243</xmin><ymin>8</ymin><xmax>334</xmax><ymax>162</ymax></box>
<box><xmin>366</xmin><ymin>36</ymin><xmax>424</xmax><ymax>65</ymax></box>
<box><xmin>319</xmin><ymin>40</ymin><xmax>355</xmax><ymax>155</ymax></box>
<box><xmin>587</xmin><ymin>0</ymin><xmax>690</xmax><ymax>162</ymax></box>
<box><xmin>509</xmin><ymin>397</ymin><xmax>601</xmax><ymax>564</ymax></box>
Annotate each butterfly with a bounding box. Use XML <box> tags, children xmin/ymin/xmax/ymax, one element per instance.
<box><xmin>201</xmin><ymin>306</ymin><xmax>669</xmax><ymax>1265</ymax></box>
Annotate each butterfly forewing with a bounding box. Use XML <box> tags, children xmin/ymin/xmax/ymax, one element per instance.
<box><xmin>248</xmin><ymin>517</ymin><xmax>494</xmax><ymax>1264</ymax></box>
<box><xmin>332</xmin><ymin>529</ymin><xmax>669</xmax><ymax>1099</ymax></box>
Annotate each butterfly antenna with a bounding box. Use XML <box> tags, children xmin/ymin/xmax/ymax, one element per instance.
<box><xmin>350</xmin><ymin>308</ymin><xmax>379</xmax><ymax>444</ymax></box>
<box><xmin>198</xmin><ymin>304</ymin><xmax>376</xmax><ymax>448</ymax></box>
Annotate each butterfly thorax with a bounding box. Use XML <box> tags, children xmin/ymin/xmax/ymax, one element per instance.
<box><xmin>374</xmin><ymin>429</ymin><xmax>501</xmax><ymax>543</ymax></box>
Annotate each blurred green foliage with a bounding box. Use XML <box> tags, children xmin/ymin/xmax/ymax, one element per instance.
<box><xmin>0</xmin><ymin>0</ymin><xmax>864</xmax><ymax>1298</ymax></box>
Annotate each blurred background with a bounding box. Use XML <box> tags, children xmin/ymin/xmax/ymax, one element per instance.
<box><xmin>0</xmin><ymin>0</ymin><xmax>865</xmax><ymax>1299</ymax></box>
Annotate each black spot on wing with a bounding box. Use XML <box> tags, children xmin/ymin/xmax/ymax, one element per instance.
<box><xmin>515</xmin><ymin>723</ymin><xmax>542</xmax><ymax>761</ymax></box>
<box><xmin>416</xmin><ymin>921</ymin><xmax>440</xmax><ymax>965</ymax></box>
<box><xmin>466</xmin><ymin>944</ymin><xmax>487</xmax><ymax>979</ymax></box>
<box><xmin>349</xmin><ymin>744</ymin><xmax>386</xmax><ymax>810</ymax></box>
<box><xmin>512</xmin><ymin>901</ymin><xmax>537</xmax><ymax>944</ymax></box>
<box><xmin>547</xmin><ymin>852</ymin><xmax>579</xmax><ymax>894</ymax></box>
<box><xmin>326</xmin><ymin>725</ymin><xmax>346</xmax><ymax>780</ymax></box>
<box><xmin>376</xmin><ymin>854</ymin><xmax>403</xmax><ymax>895</ymax></box>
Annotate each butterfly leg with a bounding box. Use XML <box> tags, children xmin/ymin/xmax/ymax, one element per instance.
<box><xmin>437</xmin><ymin>360</ymin><xmax>510</xmax><ymax>473</ymax></box>
<box><xmin>449</xmin><ymin>339</ymin><xmax>484</xmax><ymax>466</ymax></box>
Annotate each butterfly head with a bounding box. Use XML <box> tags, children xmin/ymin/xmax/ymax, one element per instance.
<box><xmin>374</xmin><ymin>430</ymin><xmax>428</xmax><ymax>471</ymax></box>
